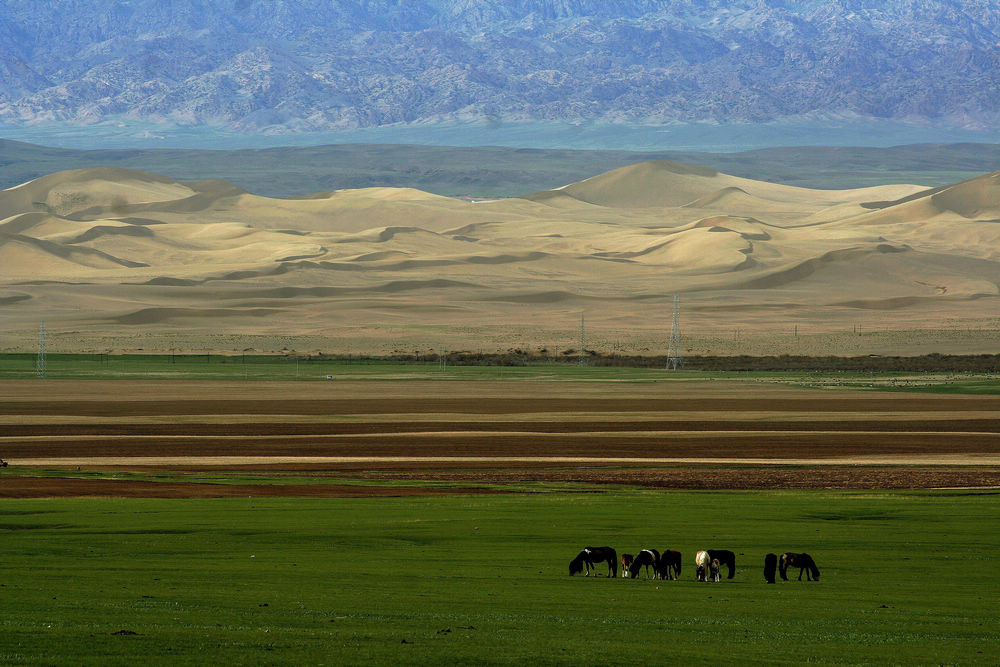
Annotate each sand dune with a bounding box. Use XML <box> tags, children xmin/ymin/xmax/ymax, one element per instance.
<box><xmin>0</xmin><ymin>167</ymin><xmax>196</xmax><ymax>219</ymax></box>
<box><xmin>2</xmin><ymin>160</ymin><xmax>999</xmax><ymax>353</ymax></box>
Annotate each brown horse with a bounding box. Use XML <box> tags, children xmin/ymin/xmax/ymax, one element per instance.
<box><xmin>620</xmin><ymin>553</ymin><xmax>634</xmax><ymax>578</ymax></box>
<box><xmin>569</xmin><ymin>546</ymin><xmax>618</xmax><ymax>577</ymax></box>
<box><xmin>779</xmin><ymin>552</ymin><xmax>820</xmax><ymax>581</ymax></box>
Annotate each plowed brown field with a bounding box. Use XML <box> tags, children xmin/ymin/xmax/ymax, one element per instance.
<box><xmin>2</xmin><ymin>379</ymin><xmax>998</xmax><ymax>495</ymax></box>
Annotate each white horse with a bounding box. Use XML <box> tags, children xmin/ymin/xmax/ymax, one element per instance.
<box><xmin>695</xmin><ymin>550</ymin><xmax>721</xmax><ymax>582</ymax></box>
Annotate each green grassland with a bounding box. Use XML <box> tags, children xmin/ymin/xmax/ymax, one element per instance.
<box><xmin>0</xmin><ymin>489</ymin><xmax>997</xmax><ymax>665</ymax></box>
<box><xmin>7</xmin><ymin>352</ymin><xmax>1000</xmax><ymax>393</ymax></box>
<box><xmin>0</xmin><ymin>352</ymin><xmax>674</xmax><ymax>382</ymax></box>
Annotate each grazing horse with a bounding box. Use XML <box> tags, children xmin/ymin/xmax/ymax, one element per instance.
<box><xmin>569</xmin><ymin>546</ymin><xmax>618</xmax><ymax>577</ymax></box>
<box><xmin>695</xmin><ymin>551</ymin><xmax>722</xmax><ymax>582</ymax></box>
<box><xmin>620</xmin><ymin>553</ymin><xmax>634</xmax><ymax>578</ymax></box>
<box><xmin>695</xmin><ymin>550</ymin><xmax>710</xmax><ymax>581</ymax></box>
<box><xmin>707</xmin><ymin>549</ymin><xmax>736</xmax><ymax>579</ymax></box>
<box><xmin>629</xmin><ymin>549</ymin><xmax>660</xmax><ymax>579</ymax></box>
<box><xmin>779</xmin><ymin>552</ymin><xmax>820</xmax><ymax>581</ymax></box>
<box><xmin>764</xmin><ymin>553</ymin><xmax>778</xmax><ymax>584</ymax></box>
<box><xmin>656</xmin><ymin>550</ymin><xmax>682</xmax><ymax>580</ymax></box>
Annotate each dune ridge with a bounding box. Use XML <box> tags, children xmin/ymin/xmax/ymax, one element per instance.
<box><xmin>2</xmin><ymin>162</ymin><xmax>999</xmax><ymax>351</ymax></box>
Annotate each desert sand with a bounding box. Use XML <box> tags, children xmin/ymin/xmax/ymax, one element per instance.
<box><xmin>2</xmin><ymin>161</ymin><xmax>1000</xmax><ymax>355</ymax></box>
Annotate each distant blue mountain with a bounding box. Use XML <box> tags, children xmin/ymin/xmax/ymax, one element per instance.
<box><xmin>1</xmin><ymin>1</ymin><xmax>998</xmax><ymax>132</ymax></box>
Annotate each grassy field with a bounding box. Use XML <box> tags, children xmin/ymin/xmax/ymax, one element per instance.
<box><xmin>1</xmin><ymin>489</ymin><xmax>997</xmax><ymax>665</ymax></box>
<box><xmin>0</xmin><ymin>353</ymin><xmax>676</xmax><ymax>382</ymax></box>
<box><xmin>8</xmin><ymin>352</ymin><xmax>1000</xmax><ymax>394</ymax></box>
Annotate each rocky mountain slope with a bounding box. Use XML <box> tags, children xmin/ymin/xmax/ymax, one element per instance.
<box><xmin>1</xmin><ymin>1</ymin><xmax>998</xmax><ymax>132</ymax></box>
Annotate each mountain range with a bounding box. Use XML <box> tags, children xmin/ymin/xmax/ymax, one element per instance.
<box><xmin>2</xmin><ymin>1</ymin><xmax>999</xmax><ymax>133</ymax></box>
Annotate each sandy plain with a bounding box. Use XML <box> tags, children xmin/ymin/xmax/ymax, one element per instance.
<box><xmin>2</xmin><ymin>162</ymin><xmax>1000</xmax><ymax>356</ymax></box>
<box><xmin>2</xmin><ymin>379</ymin><xmax>998</xmax><ymax>496</ymax></box>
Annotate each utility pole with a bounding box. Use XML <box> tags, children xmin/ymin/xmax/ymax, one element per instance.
<box><xmin>579</xmin><ymin>313</ymin><xmax>586</xmax><ymax>366</ymax></box>
<box><xmin>667</xmin><ymin>295</ymin><xmax>682</xmax><ymax>370</ymax></box>
<box><xmin>36</xmin><ymin>322</ymin><xmax>46</xmax><ymax>378</ymax></box>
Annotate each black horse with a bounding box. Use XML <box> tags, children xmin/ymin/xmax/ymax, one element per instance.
<box><xmin>629</xmin><ymin>549</ymin><xmax>660</xmax><ymax>579</ymax></box>
<box><xmin>569</xmin><ymin>546</ymin><xmax>618</xmax><ymax>577</ymax></box>
<box><xmin>656</xmin><ymin>549</ymin><xmax>682</xmax><ymax>580</ymax></box>
<box><xmin>780</xmin><ymin>552</ymin><xmax>820</xmax><ymax>581</ymax></box>
<box><xmin>707</xmin><ymin>549</ymin><xmax>736</xmax><ymax>579</ymax></box>
<box><xmin>764</xmin><ymin>553</ymin><xmax>777</xmax><ymax>584</ymax></box>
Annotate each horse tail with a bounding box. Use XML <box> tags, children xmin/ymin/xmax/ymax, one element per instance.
<box><xmin>673</xmin><ymin>552</ymin><xmax>681</xmax><ymax>577</ymax></box>
<box><xmin>608</xmin><ymin>547</ymin><xmax>618</xmax><ymax>578</ymax></box>
<box><xmin>714</xmin><ymin>551</ymin><xmax>735</xmax><ymax>579</ymax></box>
<box><xmin>778</xmin><ymin>553</ymin><xmax>789</xmax><ymax>580</ymax></box>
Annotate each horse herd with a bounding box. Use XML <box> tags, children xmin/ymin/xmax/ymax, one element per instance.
<box><xmin>569</xmin><ymin>546</ymin><xmax>820</xmax><ymax>583</ymax></box>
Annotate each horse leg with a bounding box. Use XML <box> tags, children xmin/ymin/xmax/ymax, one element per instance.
<box><xmin>798</xmin><ymin>567</ymin><xmax>804</xmax><ymax>581</ymax></box>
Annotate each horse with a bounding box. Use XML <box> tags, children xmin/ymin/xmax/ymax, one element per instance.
<box><xmin>695</xmin><ymin>551</ymin><xmax>722</xmax><ymax>582</ymax></box>
<box><xmin>629</xmin><ymin>549</ymin><xmax>660</xmax><ymax>579</ymax></box>
<box><xmin>764</xmin><ymin>553</ymin><xmax>778</xmax><ymax>584</ymax></box>
<box><xmin>620</xmin><ymin>553</ymin><xmax>634</xmax><ymax>578</ymax></box>
<box><xmin>695</xmin><ymin>550</ymin><xmax>710</xmax><ymax>581</ymax></box>
<box><xmin>779</xmin><ymin>552</ymin><xmax>820</xmax><ymax>581</ymax></box>
<box><xmin>656</xmin><ymin>549</ymin><xmax>682</xmax><ymax>580</ymax></box>
<box><xmin>707</xmin><ymin>549</ymin><xmax>736</xmax><ymax>579</ymax></box>
<box><xmin>569</xmin><ymin>546</ymin><xmax>617</xmax><ymax>577</ymax></box>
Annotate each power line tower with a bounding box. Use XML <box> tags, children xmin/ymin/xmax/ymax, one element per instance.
<box><xmin>36</xmin><ymin>321</ymin><xmax>47</xmax><ymax>378</ymax></box>
<box><xmin>579</xmin><ymin>313</ymin><xmax>586</xmax><ymax>366</ymax></box>
<box><xmin>666</xmin><ymin>295</ymin><xmax>682</xmax><ymax>370</ymax></box>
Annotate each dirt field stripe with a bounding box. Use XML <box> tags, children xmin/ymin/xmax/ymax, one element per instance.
<box><xmin>6</xmin><ymin>419</ymin><xmax>1000</xmax><ymax>435</ymax></box>
<box><xmin>13</xmin><ymin>455</ymin><xmax>1000</xmax><ymax>466</ymax></box>
<box><xmin>5</xmin><ymin>430</ymin><xmax>1000</xmax><ymax>442</ymax></box>
<box><xmin>6</xmin><ymin>396</ymin><xmax>1000</xmax><ymax>416</ymax></box>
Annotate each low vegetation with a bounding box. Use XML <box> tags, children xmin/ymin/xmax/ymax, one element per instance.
<box><xmin>5</xmin><ymin>353</ymin><xmax>1000</xmax><ymax>392</ymax></box>
<box><xmin>0</xmin><ymin>489</ymin><xmax>996</xmax><ymax>665</ymax></box>
<box><xmin>3</xmin><ymin>140</ymin><xmax>998</xmax><ymax>198</ymax></box>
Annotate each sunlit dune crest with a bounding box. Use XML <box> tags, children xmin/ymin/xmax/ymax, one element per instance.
<box><xmin>3</xmin><ymin>161</ymin><xmax>1000</xmax><ymax>352</ymax></box>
